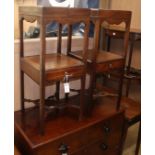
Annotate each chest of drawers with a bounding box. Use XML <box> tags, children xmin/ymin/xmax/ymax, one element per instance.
<box><xmin>15</xmin><ymin>106</ymin><xmax>126</xmax><ymax>155</ymax></box>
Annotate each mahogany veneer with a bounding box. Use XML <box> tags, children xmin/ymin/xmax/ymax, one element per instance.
<box><xmin>19</xmin><ymin>6</ymin><xmax>90</xmax><ymax>134</ymax></box>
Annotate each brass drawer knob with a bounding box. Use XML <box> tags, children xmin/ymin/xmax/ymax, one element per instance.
<box><xmin>100</xmin><ymin>143</ymin><xmax>108</xmax><ymax>151</ymax></box>
<box><xmin>103</xmin><ymin>126</ymin><xmax>110</xmax><ymax>133</ymax></box>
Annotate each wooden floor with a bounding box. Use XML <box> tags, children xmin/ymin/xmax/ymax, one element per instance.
<box><xmin>123</xmin><ymin>122</ymin><xmax>140</xmax><ymax>155</ymax></box>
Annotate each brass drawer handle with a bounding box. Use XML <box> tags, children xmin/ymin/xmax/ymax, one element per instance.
<box><xmin>100</xmin><ymin>143</ymin><xmax>108</xmax><ymax>151</ymax></box>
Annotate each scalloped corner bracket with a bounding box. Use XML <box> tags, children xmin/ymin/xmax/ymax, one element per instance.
<box><xmin>22</xmin><ymin>15</ymin><xmax>37</xmax><ymax>23</ymax></box>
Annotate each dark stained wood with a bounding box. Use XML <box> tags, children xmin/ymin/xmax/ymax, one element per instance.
<box><xmin>15</xmin><ymin>101</ymin><xmax>126</xmax><ymax>155</ymax></box>
<box><xmin>69</xmin><ymin>10</ymin><xmax>131</xmax><ymax>111</ymax></box>
<box><xmin>67</xmin><ymin>24</ymin><xmax>72</xmax><ymax>55</ymax></box>
<box><xmin>93</xmin><ymin>83</ymin><xmax>140</xmax><ymax>122</ymax></box>
<box><xmin>125</xmin><ymin>32</ymin><xmax>141</xmax><ymax>97</ymax></box>
<box><xmin>19</xmin><ymin>6</ymin><xmax>90</xmax><ymax>21</ymax></box>
<box><xmin>70</xmin><ymin>50</ymin><xmax>123</xmax><ymax>63</ymax></box>
<box><xmin>100</xmin><ymin>21</ymin><xmax>141</xmax><ymax>155</ymax></box>
<box><xmin>19</xmin><ymin>6</ymin><xmax>90</xmax><ymax>134</ymax></box>
<box><xmin>57</xmin><ymin>23</ymin><xmax>62</xmax><ymax>54</ymax></box>
<box><xmin>93</xmin><ymin>84</ymin><xmax>141</xmax><ymax>155</ymax></box>
<box><xmin>55</xmin><ymin>23</ymin><xmax>62</xmax><ymax>101</ymax></box>
<box><xmin>93</xmin><ymin>97</ymin><xmax>140</xmax><ymax>123</ymax></box>
<box><xmin>70</xmin><ymin>50</ymin><xmax>124</xmax><ymax>74</ymax></box>
<box><xmin>92</xmin><ymin>10</ymin><xmax>131</xmax><ymax>111</ymax></box>
<box><xmin>39</xmin><ymin>20</ymin><xmax>46</xmax><ymax>135</ymax></box>
<box><xmin>102</xmin><ymin>25</ymin><xmax>141</xmax><ymax>97</ymax></box>
<box><xmin>21</xmin><ymin>54</ymin><xmax>85</xmax><ymax>84</ymax></box>
<box><xmin>19</xmin><ymin>17</ymin><xmax>25</xmax><ymax>113</ymax></box>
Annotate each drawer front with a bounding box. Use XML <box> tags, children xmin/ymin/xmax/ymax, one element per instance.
<box><xmin>72</xmin><ymin>139</ymin><xmax>119</xmax><ymax>155</ymax></box>
<box><xmin>72</xmin><ymin>113</ymin><xmax>124</xmax><ymax>155</ymax></box>
<box><xmin>36</xmin><ymin>121</ymin><xmax>107</xmax><ymax>155</ymax></box>
<box><xmin>103</xmin><ymin>112</ymin><xmax>124</xmax><ymax>147</ymax></box>
<box><xmin>46</xmin><ymin>66</ymin><xmax>85</xmax><ymax>83</ymax></box>
<box><xmin>96</xmin><ymin>60</ymin><xmax>124</xmax><ymax>73</ymax></box>
<box><xmin>36</xmin><ymin>113</ymin><xmax>124</xmax><ymax>155</ymax></box>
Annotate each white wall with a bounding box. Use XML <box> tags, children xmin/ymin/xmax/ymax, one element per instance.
<box><xmin>109</xmin><ymin>0</ymin><xmax>141</xmax><ymax>29</ymax></box>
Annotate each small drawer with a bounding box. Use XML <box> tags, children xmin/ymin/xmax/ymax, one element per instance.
<box><xmin>72</xmin><ymin>139</ymin><xmax>120</xmax><ymax>155</ymax></box>
<box><xmin>36</xmin><ymin>121</ymin><xmax>108</xmax><ymax>155</ymax></box>
<box><xmin>96</xmin><ymin>59</ymin><xmax>124</xmax><ymax>73</ymax></box>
